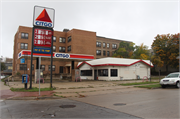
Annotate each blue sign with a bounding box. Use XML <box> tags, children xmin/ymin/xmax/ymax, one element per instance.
<box><xmin>20</xmin><ymin>58</ymin><xmax>25</xmax><ymax>63</ymax></box>
<box><xmin>33</xmin><ymin>47</ymin><xmax>51</xmax><ymax>54</ymax></box>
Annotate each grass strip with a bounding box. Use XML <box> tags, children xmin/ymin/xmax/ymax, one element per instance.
<box><xmin>135</xmin><ymin>84</ymin><xmax>161</xmax><ymax>89</ymax></box>
<box><xmin>10</xmin><ymin>87</ymin><xmax>56</xmax><ymax>92</ymax></box>
<box><xmin>120</xmin><ymin>81</ymin><xmax>159</xmax><ymax>86</ymax></box>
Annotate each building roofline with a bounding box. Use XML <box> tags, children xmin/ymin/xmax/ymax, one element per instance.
<box><xmin>96</xmin><ymin>36</ymin><xmax>132</xmax><ymax>43</ymax></box>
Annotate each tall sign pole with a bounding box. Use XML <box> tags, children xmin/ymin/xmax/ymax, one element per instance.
<box><xmin>29</xmin><ymin>6</ymin><xmax>55</xmax><ymax>89</ymax></box>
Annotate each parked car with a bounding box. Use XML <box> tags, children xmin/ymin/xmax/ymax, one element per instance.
<box><xmin>160</xmin><ymin>72</ymin><xmax>180</xmax><ymax>88</ymax></box>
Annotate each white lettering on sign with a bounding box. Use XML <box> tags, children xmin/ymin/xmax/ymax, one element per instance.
<box><xmin>55</xmin><ymin>53</ymin><xmax>70</xmax><ymax>58</ymax></box>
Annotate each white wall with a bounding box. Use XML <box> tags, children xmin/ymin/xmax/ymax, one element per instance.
<box><xmin>79</xmin><ymin>64</ymin><xmax>94</xmax><ymax>80</ymax></box>
<box><xmin>79</xmin><ymin>62</ymin><xmax>151</xmax><ymax>81</ymax></box>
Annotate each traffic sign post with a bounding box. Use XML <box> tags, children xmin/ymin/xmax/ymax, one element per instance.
<box><xmin>29</xmin><ymin>6</ymin><xmax>55</xmax><ymax>89</ymax></box>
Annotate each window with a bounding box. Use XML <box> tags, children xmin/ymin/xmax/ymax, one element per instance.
<box><xmin>63</xmin><ymin>47</ymin><xmax>65</xmax><ymax>52</ymax></box>
<box><xmin>40</xmin><ymin>65</ymin><xmax>45</xmax><ymax>71</ymax></box>
<box><xmin>53</xmin><ymin>36</ymin><xmax>56</xmax><ymax>42</ymax></box>
<box><xmin>98</xmin><ymin>69</ymin><xmax>108</xmax><ymax>76</ymax></box>
<box><xmin>60</xmin><ymin>66</ymin><xmax>63</xmax><ymax>73</ymax></box>
<box><xmin>107</xmin><ymin>43</ymin><xmax>110</xmax><ymax>48</ymax></box>
<box><xmin>68</xmin><ymin>46</ymin><xmax>71</xmax><ymax>52</ymax></box>
<box><xmin>111</xmin><ymin>69</ymin><xmax>117</xmax><ymax>77</ymax></box>
<box><xmin>103</xmin><ymin>43</ymin><xmax>106</xmax><ymax>48</ymax></box>
<box><xmin>96</xmin><ymin>50</ymin><xmax>101</xmax><ymax>55</ymax></box>
<box><xmin>20</xmin><ymin>43</ymin><xmax>28</xmax><ymax>49</ymax></box>
<box><xmin>96</xmin><ymin>42</ymin><xmax>101</xmax><ymax>47</ymax></box>
<box><xmin>59</xmin><ymin>47</ymin><xmax>65</xmax><ymax>52</ymax></box>
<box><xmin>59</xmin><ymin>37</ymin><xmax>66</xmax><ymax>43</ymax></box>
<box><xmin>112</xmin><ymin>44</ymin><xmax>117</xmax><ymax>49</ymax></box>
<box><xmin>107</xmin><ymin>51</ymin><xmax>110</xmax><ymax>56</ymax></box>
<box><xmin>81</xmin><ymin>70</ymin><xmax>92</xmax><ymax>76</ymax></box>
<box><xmin>21</xmin><ymin>33</ymin><xmax>28</xmax><ymax>39</ymax></box>
<box><xmin>68</xmin><ymin>36</ymin><xmax>71</xmax><ymax>42</ymax></box>
<box><xmin>112</xmin><ymin>51</ymin><xmax>114</xmax><ymax>55</ymax></box>
<box><xmin>53</xmin><ymin>46</ymin><xmax>56</xmax><ymax>52</ymax></box>
<box><xmin>49</xmin><ymin>65</ymin><xmax>55</xmax><ymax>71</ymax></box>
<box><xmin>103</xmin><ymin>51</ymin><xmax>106</xmax><ymax>56</ymax></box>
<box><xmin>20</xmin><ymin>64</ymin><xmax>27</xmax><ymax>70</ymax></box>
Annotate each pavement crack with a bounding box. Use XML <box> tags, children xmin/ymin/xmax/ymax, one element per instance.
<box><xmin>7</xmin><ymin>108</ymin><xmax>12</xmax><ymax>119</ymax></box>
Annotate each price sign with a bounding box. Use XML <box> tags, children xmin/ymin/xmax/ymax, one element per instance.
<box><xmin>34</xmin><ymin>28</ymin><xmax>53</xmax><ymax>47</ymax></box>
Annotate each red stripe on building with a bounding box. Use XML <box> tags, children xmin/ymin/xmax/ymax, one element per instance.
<box><xmin>70</xmin><ymin>54</ymin><xmax>94</xmax><ymax>59</ymax></box>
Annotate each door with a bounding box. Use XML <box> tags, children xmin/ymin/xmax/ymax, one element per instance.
<box><xmin>59</xmin><ymin>66</ymin><xmax>63</xmax><ymax>73</ymax></box>
<box><xmin>94</xmin><ymin>70</ymin><xmax>97</xmax><ymax>80</ymax></box>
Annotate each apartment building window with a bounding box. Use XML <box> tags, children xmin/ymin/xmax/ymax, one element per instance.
<box><xmin>107</xmin><ymin>43</ymin><xmax>110</xmax><ymax>48</ymax></box>
<box><xmin>49</xmin><ymin>65</ymin><xmax>55</xmax><ymax>71</ymax></box>
<box><xmin>53</xmin><ymin>36</ymin><xmax>56</xmax><ymax>42</ymax></box>
<box><xmin>21</xmin><ymin>43</ymin><xmax>28</xmax><ymax>49</ymax></box>
<box><xmin>98</xmin><ymin>69</ymin><xmax>108</xmax><ymax>76</ymax></box>
<box><xmin>96</xmin><ymin>42</ymin><xmax>101</xmax><ymax>47</ymax></box>
<box><xmin>107</xmin><ymin>51</ymin><xmax>110</xmax><ymax>56</ymax></box>
<box><xmin>40</xmin><ymin>65</ymin><xmax>45</xmax><ymax>71</ymax></box>
<box><xmin>53</xmin><ymin>46</ymin><xmax>56</xmax><ymax>52</ymax></box>
<box><xmin>59</xmin><ymin>47</ymin><xmax>65</xmax><ymax>52</ymax></box>
<box><xmin>19</xmin><ymin>64</ymin><xmax>27</xmax><ymax>70</ymax></box>
<box><xmin>112</xmin><ymin>51</ymin><xmax>115</xmax><ymax>55</ymax></box>
<box><xmin>21</xmin><ymin>33</ymin><xmax>28</xmax><ymax>39</ymax></box>
<box><xmin>59</xmin><ymin>37</ymin><xmax>66</xmax><ymax>43</ymax></box>
<box><xmin>103</xmin><ymin>43</ymin><xmax>106</xmax><ymax>48</ymax></box>
<box><xmin>103</xmin><ymin>51</ymin><xmax>106</xmax><ymax>56</ymax></box>
<box><xmin>112</xmin><ymin>44</ymin><xmax>117</xmax><ymax>49</ymax></box>
<box><xmin>68</xmin><ymin>46</ymin><xmax>71</xmax><ymax>52</ymax></box>
<box><xmin>96</xmin><ymin>50</ymin><xmax>101</xmax><ymax>55</ymax></box>
<box><xmin>68</xmin><ymin>36</ymin><xmax>71</xmax><ymax>42</ymax></box>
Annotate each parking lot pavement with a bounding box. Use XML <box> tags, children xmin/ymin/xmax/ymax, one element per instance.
<box><xmin>71</xmin><ymin>88</ymin><xmax>180</xmax><ymax>119</ymax></box>
<box><xmin>0</xmin><ymin>99</ymin><xmax>142</xmax><ymax>118</ymax></box>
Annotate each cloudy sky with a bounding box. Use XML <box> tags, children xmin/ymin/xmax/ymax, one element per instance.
<box><xmin>0</xmin><ymin>0</ymin><xmax>179</xmax><ymax>58</ymax></box>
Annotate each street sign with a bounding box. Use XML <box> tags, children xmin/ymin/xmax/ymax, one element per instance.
<box><xmin>33</xmin><ymin>47</ymin><xmax>51</xmax><ymax>54</ymax></box>
<box><xmin>20</xmin><ymin>58</ymin><xmax>25</xmax><ymax>63</ymax></box>
<box><xmin>34</xmin><ymin>28</ymin><xmax>53</xmax><ymax>47</ymax></box>
<box><xmin>33</xmin><ymin>6</ymin><xmax>55</xmax><ymax>28</ymax></box>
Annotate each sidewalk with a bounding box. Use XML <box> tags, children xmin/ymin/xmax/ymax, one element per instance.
<box><xmin>0</xmin><ymin>81</ymin><xmax>55</xmax><ymax>100</ymax></box>
<box><xmin>0</xmin><ymin>79</ymin><xmax>159</xmax><ymax>100</ymax></box>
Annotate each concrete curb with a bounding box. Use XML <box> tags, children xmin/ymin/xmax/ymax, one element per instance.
<box><xmin>6</xmin><ymin>96</ymin><xmax>62</xmax><ymax>100</ymax></box>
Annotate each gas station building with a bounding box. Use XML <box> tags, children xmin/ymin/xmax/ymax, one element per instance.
<box><xmin>13</xmin><ymin>26</ymin><xmax>131</xmax><ymax>81</ymax></box>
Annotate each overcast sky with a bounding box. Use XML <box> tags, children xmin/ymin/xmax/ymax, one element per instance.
<box><xmin>0</xmin><ymin>0</ymin><xmax>179</xmax><ymax>58</ymax></box>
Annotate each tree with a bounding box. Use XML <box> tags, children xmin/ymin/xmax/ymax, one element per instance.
<box><xmin>1</xmin><ymin>62</ymin><xmax>6</xmax><ymax>71</ymax></box>
<box><xmin>113</xmin><ymin>41</ymin><xmax>135</xmax><ymax>58</ymax></box>
<box><xmin>151</xmin><ymin>33</ymin><xmax>179</xmax><ymax>73</ymax></box>
<box><xmin>132</xmin><ymin>43</ymin><xmax>149</xmax><ymax>60</ymax></box>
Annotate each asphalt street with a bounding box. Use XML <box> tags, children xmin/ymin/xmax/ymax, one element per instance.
<box><xmin>71</xmin><ymin>88</ymin><xmax>180</xmax><ymax>119</ymax></box>
<box><xmin>0</xmin><ymin>98</ymin><xmax>141</xmax><ymax>119</ymax></box>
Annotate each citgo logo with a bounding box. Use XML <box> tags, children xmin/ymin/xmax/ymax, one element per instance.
<box><xmin>55</xmin><ymin>53</ymin><xmax>70</xmax><ymax>58</ymax></box>
<box><xmin>18</xmin><ymin>53</ymin><xmax>21</xmax><ymax>58</ymax></box>
<box><xmin>35</xmin><ymin>9</ymin><xmax>52</xmax><ymax>27</ymax></box>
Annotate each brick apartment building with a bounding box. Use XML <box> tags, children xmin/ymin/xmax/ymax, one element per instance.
<box><xmin>13</xmin><ymin>26</ymin><xmax>131</xmax><ymax>77</ymax></box>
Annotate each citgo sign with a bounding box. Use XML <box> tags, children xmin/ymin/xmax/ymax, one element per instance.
<box><xmin>33</xmin><ymin>6</ymin><xmax>55</xmax><ymax>28</ymax></box>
